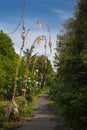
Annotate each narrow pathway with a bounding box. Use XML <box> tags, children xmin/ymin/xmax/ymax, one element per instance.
<box><xmin>11</xmin><ymin>92</ymin><xmax>64</xmax><ymax>130</ymax></box>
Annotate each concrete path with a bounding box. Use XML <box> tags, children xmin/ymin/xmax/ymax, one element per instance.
<box><xmin>10</xmin><ymin>92</ymin><xmax>64</xmax><ymax>130</ymax></box>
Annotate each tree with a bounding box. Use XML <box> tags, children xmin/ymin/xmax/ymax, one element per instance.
<box><xmin>51</xmin><ymin>0</ymin><xmax>87</xmax><ymax>129</ymax></box>
<box><xmin>0</xmin><ymin>31</ymin><xmax>18</xmax><ymax>100</ymax></box>
<box><xmin>23</xmin><ymin>48</ymin><xmax>53</xmax><ymax>88</ymax></box>
<box><xmin>34</xmin><ymin>55</ymin><xmax>53</xmax><ymax>88</ymax></box>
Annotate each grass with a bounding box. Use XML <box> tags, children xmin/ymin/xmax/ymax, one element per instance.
<box><xmin>0</xmin><ymin>87</ymin><xmax>49</xmax><ymax>129</ymax></box>
<box><xmin>0</xmin><ymin>101</ymin><xmax>11</xmax><ymax>128</ymax></box>
<box><xmin>22</xmin><ymin>87</ymin><xmax>50</xmax><ymax>117</ymax></box>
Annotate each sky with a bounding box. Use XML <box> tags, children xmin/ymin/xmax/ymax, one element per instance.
<box><xmin>0</xmin><ymin>0</ymin><xmax>77</xmax><ymax>65</ymax></box>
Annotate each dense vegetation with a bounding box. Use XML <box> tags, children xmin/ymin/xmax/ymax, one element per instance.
<box><xmin>1</xmin><ymin>0</ymin><xmax>87</xmax><ymax>129</ymax></box>
<box><xmin>50</xmin><ymin>0</ymin><xmax>87</xmax><ymax>130</ymax></box>
<box><xmin>0</xmin><ymin>30</ymin><xmax>19</xmax><ymax>100</ymax></box>
<box><xmin>0</xmin><ymin>31</ymin><xmax>53</xmax><ymax>128</ymax></box>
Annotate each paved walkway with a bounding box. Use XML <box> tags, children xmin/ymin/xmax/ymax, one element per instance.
<box><xmin>9</xmin><ymin>92</ymin><xmax>65</xmax><ymax>130</ymax></box>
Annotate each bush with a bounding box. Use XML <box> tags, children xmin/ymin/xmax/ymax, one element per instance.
<box><xmin>49</xmin><ymin>81</ymin><xmax>87</xmax><ymax>130</ymax></box>
<box><xmin>0</xmin><ymin>101</ymin><xmax>10</xmax><ymax>128</ymax></box>
<box><xmin>16</xmin><ymin>96</ymin><xmax>27</xmax><ymax>107</ymax></box>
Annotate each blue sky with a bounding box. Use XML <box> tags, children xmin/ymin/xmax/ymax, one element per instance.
<box><xmin>0</xmin><ymin>0</ymin><xmax>77</xmax><ymax>64</ymax></box>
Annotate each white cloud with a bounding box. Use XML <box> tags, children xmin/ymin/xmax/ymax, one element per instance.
<box><xmin>52</xmin><ymin>9</ymin><xmax>65</xmax><ymax>14</ymax></box>
<box><xmin>52</xmin><ymin>9</ymin><xmax>73</xmax><ymax>19</ymax></box>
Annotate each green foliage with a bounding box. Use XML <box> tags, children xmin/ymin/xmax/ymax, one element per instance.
<box><xmin>16</xmin><ymin>96</ymin><xmax>29</xmax><ymax>117</ymax></box>
<box><xmin>22</xmin><ymin>101</ymin><xmax>34</xmax><ymax>117</ymax></box>
<box><xmin>16</xmin><ymin>96</ymin><xmax>27</xmax><ymax>107</ymax></box>
<box><xmin>50</xmin><ymin>79</ymin><xmax>87</xmax><ymax>130</ymax></box>
<box><xmin>0</xmin><ymin>116</ymin><xmax>10</xmax><ymax>128</ymax></box>
<box><xmin>0</xmin><ymin>101</ymin><xmax>10</xmax><ymax>128</ymax></box>
<box><xmin>0</xmin><ymin>31</ymin><xmax>19</xmax><ymax>100</ymax></box>
<box><xmin>23</xmin><ymin>49</ymin><xmax>54</xmax><ymax>89</ymax></box>
<box><xmin>51</xmin><ymin>0</ymin><xmax>87</xmax><ymax>130</ymax></box>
